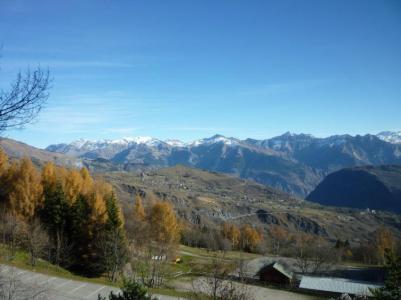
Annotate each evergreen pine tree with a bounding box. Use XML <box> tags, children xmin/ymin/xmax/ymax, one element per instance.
<box><xmin>98</xmin><ymin>192</ymin><xmax>128</xmax><ymax>282</ymax></box>
<box><xmin>371</xmin><ymin>250</ymin><xmax>401</xmax><ymax>300</ymax></box>
<box><xmin>69</xmin><ymin>193</ymin><xmax>93</xmax><ymax>272</ymax></box>
<box><xmin>105</xmin><ymin>192</ymin><xmax>123</xmax><ymax>230</ymax></box>
<box><xmin>40</xmin><ymin>182</ymin><xmax>70</xmax><ymax>266</ymax></box>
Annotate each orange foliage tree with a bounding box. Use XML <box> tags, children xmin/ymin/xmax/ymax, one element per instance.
<box><xmin>148</xmin><ymin>201</ymin><xmax>181</xmax><ymax>247</ymax></box>
<box><xmin>240</xmin><ymin>224</ymin><xmax>263</xmax><ymax>252</ymax></box>
<box><xmin>7</xmin><ymin>158</ymin><xmax>43</xmax><ymax>219</ymax></box>
<box><xmin>222</xmin><ymin>222</ymin><xmax>241</xmax><ymax>249</ymax></box>
<box><xmin>133</xmin><ymin>193</ymin><xmax>146</xmax><ymax>222</ymax></box>
<box><xmin>375</xmin><ymin>227</ymin><xmax>395</xmax><ymax>264</ymax></box>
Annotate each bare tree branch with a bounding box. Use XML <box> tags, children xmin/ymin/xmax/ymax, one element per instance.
<box><xmin>0</xmin><ymin>64</ymin><xmax>51</xmax><ymax>133</ymax></box>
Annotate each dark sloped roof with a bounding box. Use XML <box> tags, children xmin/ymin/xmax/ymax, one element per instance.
<box><xmin>258</xmin><ymin>260</ymin><xmax>294</xmax><ymax>279</ymax></box>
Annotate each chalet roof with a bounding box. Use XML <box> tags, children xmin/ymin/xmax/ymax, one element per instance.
<box><xmin>258</xmin><ymin>261</ymin><xmax>294</xmax><ymax>279</ymax></box>
<box><xmin>299</xmin><ymin>276</ymin><xmax>383</xmax><ymax>296</ymax></box>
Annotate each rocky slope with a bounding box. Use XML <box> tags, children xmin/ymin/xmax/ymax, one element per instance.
<box><xmin>307</xmin><ymin>165</ymin><xmax>401</xmax><ymax>214</ymax></box>
<box><xmin>102</xmin><ymin>165</ymin><xmax>401</xmax><ymax>242</ymax></box>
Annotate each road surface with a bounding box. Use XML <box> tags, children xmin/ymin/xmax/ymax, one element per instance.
<box><xmin>0</xmin><ymin>265</ymin><xmax>184</xmax><ymax>300</ymax></box>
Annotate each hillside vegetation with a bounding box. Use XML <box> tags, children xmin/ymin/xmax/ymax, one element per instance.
<box><xmin>103</xmin><ymin>165</ymin><xmax>401</xmax><ymax>243</ymax></box>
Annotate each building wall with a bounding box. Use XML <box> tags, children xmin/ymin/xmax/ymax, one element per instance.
<box><xmin>260</xmin><ymin>269</ymin><xmax>291</xmax><ymax>285</ymax></box>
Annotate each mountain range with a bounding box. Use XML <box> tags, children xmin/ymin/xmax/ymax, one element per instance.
<box><xmin>0</xmin><ymin>138</ymin><xmax>401</xmax><ymax>241</ymax></box>
<box><xmin>45</xmin><ymin>131</ymin><xmax>401</xmax><ymax>197</ymax></box>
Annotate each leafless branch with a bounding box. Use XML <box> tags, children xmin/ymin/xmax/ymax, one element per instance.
<box><xmin>0</xmin><ymin>66</ymin><xmax>51</xmax><ymax>133</ymax></box>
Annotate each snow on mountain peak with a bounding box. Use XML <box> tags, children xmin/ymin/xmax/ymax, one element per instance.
<box><xmin>115</xmin><ymin>136</ymin><xmax>159</xmax><ymax>145</ymax></box>
<box><xmin>377</xmin><ymin>131</ymin><xmax>401</xmax><ymax>144</ymax></box>
<box><xmin>68</xmin><ymin>136</ymin><xmax>163</xmax><ymax>150</ymax></box>
<box><xmin>191</xmin><ymin>134</ymin><xmax>239</xmax><ymax>146</ymax></box>
<box><xmin>165</xmin><ymin>139</ymin><xmax>186</xmax><ymax>147</ymax></box>
<box><xmin>70</xmin><ymin>138</ymin><xmax>89</xmax><ymax>148</ymax></box>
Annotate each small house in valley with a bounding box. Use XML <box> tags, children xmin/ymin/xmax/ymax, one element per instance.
<box><xmin>257</xmin><ymin>261</ymin><xmax>294</xmax><ymax>285</ymax></box>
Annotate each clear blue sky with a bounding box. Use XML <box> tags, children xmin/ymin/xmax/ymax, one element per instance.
<box><xmin>0</xmin><ymin>0</ymin><xmax>400</xmax><ymax>148</ymax></box>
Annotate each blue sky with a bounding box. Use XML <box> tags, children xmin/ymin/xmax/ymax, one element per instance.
<box><xmin>0</xmin><ymin>0</ymin><xmax>400</xmax><ymax>148</ymax></box>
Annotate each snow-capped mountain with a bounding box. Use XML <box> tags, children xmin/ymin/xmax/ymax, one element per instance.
<box><xmin>376</xmin><ymin>131</ymin><xmax>401</xmax><ymax>144</ymax></box>
<box><xmin>165</xmin><ymin>139</ymin><xmax>186</xmax><ymax>147</ymax></box>
<box><xmin>46</xmin><ymin>136</ymin><xmax>165</xmax><ymax>158</ymax></box>
<box><xmin>46</xmin><ymin>132</ymin><xmax>401</xmax><ymax>197</ymax></box>
<box><xmin>191</xmin><ymin>134</ymin><xmax>240</xmax><ymax>146</ymax></box>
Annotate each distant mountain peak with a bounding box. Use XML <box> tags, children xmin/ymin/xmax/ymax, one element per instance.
<box><xmin>165</xmin><ymin>139</ymin><xmax>186</xmax><ymax>147</ymax></box>
<box><xmin>191</xmin><ymin>134</ymin><xmax>239</xmax><ymax>146</ymax></box>
<box><xmin>69</xmin><ymin>136</ymin><xmax>162</xmax><ymax>148</ymax></box>
<box><xmin>376</xmin><ymin>131</ymin><xmax>401</xmax><ymax>144</ymax></box>
<box><xmin>274</xmin><ymin>131</ymin><xmax>315</xmax><ymax>139</ymax></box>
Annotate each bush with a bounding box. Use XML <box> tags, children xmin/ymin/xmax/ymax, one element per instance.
<box><xmin>98</xmin><ymin>278</ymin><xmax>156</xmax><ymax>300</ymax></box>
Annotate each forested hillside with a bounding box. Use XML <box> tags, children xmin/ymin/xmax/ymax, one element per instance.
<box><xmin>307</xmin><ymin>165</ymin><xmax>401</xmax><ymax>214</ymax></box>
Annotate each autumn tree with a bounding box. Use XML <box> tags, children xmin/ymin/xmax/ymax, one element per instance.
<box><xmin>375</xmin><ymin>227</ymin><xmax>395</xmax><ymax>265</ymax></box>
<box><xmin>240</xmin><ymin>225</ymin><xmax>263</xmax><ymax>253</ymax></box>
<box><xmin>134</xmin><ymin>193</ymin><xmax>146</xmax><ymax>222</ymax></box>
<box><xmin>80</xmin><ymin>167</ymin><xmax>93</xmax><ymax>196</ymax></box>
<box><xmin>0</xmin><ymin>148</ymin><xmax>9</xmax><ymax>178</ymax></box>
<box><xmin>126</xmin><ymin>193</ymin><xmax>149</xmax><ymax>248</ymax></box>
<box><xmin>41</xmin><ymin>162</ymin><xmax>57</xmax><ymax>192</ymax></box>
<box><xmin>7</xmin><ymin>157</ymin><xmax>43</xmax><ymax>219</ymax></box>
<box><xmin>222</xmin><ymin>223</ymin><xmax>241</xmax><ymax>249</ymax></box>
<box><xmin>148</xmin><ymin>201</ymin><xmax>180</xmax><ymax>248</ymax></box>
<box><xmin>63</xmin><ymin>169</ymin><xmax>83</xmax><ymax>204</ymax></box>
<box><xmin>269</xmin><ymin>226</ymin><xmax>287</xmax><ymax>255</ymax></box>
<box><xmin>130</xmin><ymin>200</ymin><xmax>181</xmax><ymax>287</ymax></box>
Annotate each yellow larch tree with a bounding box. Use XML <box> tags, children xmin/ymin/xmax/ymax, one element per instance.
<box><xmin>240</xmin><ymin>224</ymin><xmax>263</xmax><ymax>252</ymax></box>
<box><xmin>41</xmin><ymin>162</ymin><xmax>58</xmax><ymax>192</ymax></box>
<box><xmin>148</xmin><ymin>201</ymin><xmax>181</xmax><ymax>246</ymax></box>
<box><xmin>0</xmin><ymin>148</ymin><xmax>9</xmax><ymax>176</ymax></box>
<box><xmin>222</xmin><ymin>222</ymin><xmax>241</xmax><ymax>249</ymax></box>
<box><xmin>80</xmin><ymin>167</ymin><xmax>93</xmax><ymax>195</ymax></box>
<box><xmin>63</xmin><ymin>169</ymin><xmax>83</xmax><ymax>204</ymax></box>
<box><xmin>8</xmin><ymin>157</ymin><xmax>43</xmax><ymax>219</ymax></box>
<box><xmin>375</xmin><ymin>227</ymin><xmax>394</xmax><ymax>264</ymax></box>
<box><xmin>133</xmin><ymin>193</ymin><xmax>146</xmax><ymax>222</ymax></box>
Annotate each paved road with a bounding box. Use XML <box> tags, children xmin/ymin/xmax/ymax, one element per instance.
<box><xmin>0</xmin><ymin>265</ymin><xmax>184</xmax><ymax>300</ymax></box>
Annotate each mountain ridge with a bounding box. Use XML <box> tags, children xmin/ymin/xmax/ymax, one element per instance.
<box><xmin>45</xmin><ymin>131</ymin><xmax>401</xmax><ymax>152</ymax></box>
<box><xmin>45</xmin><ymin>132</ymin><xmax>401</xmax><ymax>197</ymax></box>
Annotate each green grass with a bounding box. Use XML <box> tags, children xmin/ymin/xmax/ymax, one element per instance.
<box><xmin>0</xmin><ymin>245</ymin><xmax>194</xmax><ymax>299</ymax></box>
<box><xmin>0</xmin><ymin>246</ymin><xmax>116</xmax><ymax>286</ymax></box>
<box><xmin>0</xmin><ymin>243</ymin><xmax>267</xmax><ymax>299</ymax></box>
<box><xmin>179</xmin><ymin>245</ymin><xmax>261</xmax><ymax>260</ymax></box>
